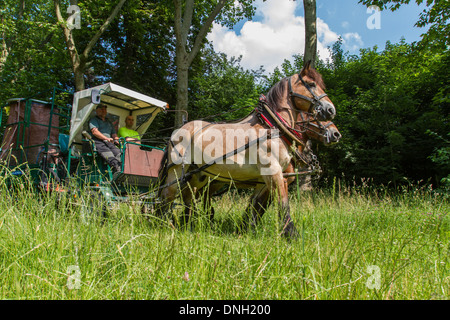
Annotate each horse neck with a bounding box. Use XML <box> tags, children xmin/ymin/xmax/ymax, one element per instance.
<box><xmin>266</xmin><ymin>78</ymin><xmax>298</xmax><ymax>128</ymax></box>
<box><xmin>296</xmin><ymin>134</ymin><xmax>309</xmax><ymax>152</ymax></box>
<box><xmin>273</xmin><ymin>103</ymin><xmax>297</xmax><ymax>128</ymax></box>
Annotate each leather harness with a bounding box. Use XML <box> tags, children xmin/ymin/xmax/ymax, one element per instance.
<box><xmin>158</xmin><ymin>74</ymin><xmax>326</xmax><ymax>190</ymax></box>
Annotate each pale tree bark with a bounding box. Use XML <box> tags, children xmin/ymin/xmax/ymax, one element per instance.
<box><xmin>0</xmin><ymin>0</ymin><xmax>25</xmax><ymax>74</ymax></box>
<box><xmin>0</xmin><ymin>19</ymin><xmax>9</xmax><ymax>74</ymax></box>
<box><xmin>173</xmin><ymin>0</ymin><xmax>228</xmax><ymax>128</ymax></box>
<box><xmin>0</xmin><ymin>15</ymin><xmax>11</xmax><ymax>74</ymax></box>
<box><xmin>303</xmin><ymin>0</ymin><xmax>317</xmax><ymax>68</ymax></box>
<box><xmin>54</xmin><ymin>0</ymin><xmax>127</xmax><ymax>91</ymax></box>
<box><xmin>302</xmin><ymin>0</ymin><xmax>318</xmax><ymax>190</ymax></box>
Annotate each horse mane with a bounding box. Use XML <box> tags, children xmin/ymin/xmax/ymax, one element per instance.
<box><xmin>266</xmin><ymin>78</ymin><xmax>288</xmax><ymax>109</ymax></box>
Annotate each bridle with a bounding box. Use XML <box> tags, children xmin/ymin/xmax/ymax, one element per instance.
<box><xmin>293</xmin><ymin>111</ymin><xmax>334</xmax><ymax>145</ymax></box>
<box><xmin>256</xmin><ymin>72</ymin><xmax>335</xmax><ymax>146</ymax></box>
<box><xmin>288</xmin><ymin>74</ymin><xmax>329</xmax><ymax>115</ymax></box>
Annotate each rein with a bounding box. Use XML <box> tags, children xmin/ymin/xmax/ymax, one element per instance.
<box><xmin>158</xmin><ymin>128</ymin><xmax>279</xmax><ymax>191</ymax></box>
<box><xmin>159</xmin><ymin>74</ymin><xmax>328</xmax><ymax>190</ymax></box>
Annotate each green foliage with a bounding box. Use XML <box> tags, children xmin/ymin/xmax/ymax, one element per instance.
<box><xmin>427</xmin><ymin>131</ymin><xmax>450</xmax><ymax>191</ymax></box>
<box><xmin>98</xmin><ymin>0</ymin><xmax>175</xmax><ymax>98</ymax></box>
<box><xmin>309</xmin><ymin>39</ymin><xmax>450</xmax><ymax>187</ymax></box>
<box><xmin>0</xmin><ymin>0</ymin><xmax>72</xmax><ymax>102</ymax></box>
<box><xmin>190</xmin><ymin>47</ymin><xmax>264</xmax><ymax>122</ymax></box>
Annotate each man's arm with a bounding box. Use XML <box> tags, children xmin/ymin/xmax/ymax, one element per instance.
<box><xmin>91</xmin><ymin>127</ymin><xmax>114</xmax><ymax>142</ymax></box>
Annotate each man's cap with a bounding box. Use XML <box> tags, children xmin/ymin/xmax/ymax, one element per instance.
<box><xmin>96</xmin><ymin>104</ymin><xmax>107</xmax><ymax>109</ymax></box>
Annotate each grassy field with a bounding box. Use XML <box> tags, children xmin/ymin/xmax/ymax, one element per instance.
<box><xmin>0</xmin><ymin>173</ymin><xmax>448</xmax><ymax>300</ymax></box>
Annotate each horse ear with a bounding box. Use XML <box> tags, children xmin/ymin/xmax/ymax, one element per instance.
<box><xmin>300</xmin><ymin>60</ymin><xmax>312</xmax><ymax>77</ymax></box>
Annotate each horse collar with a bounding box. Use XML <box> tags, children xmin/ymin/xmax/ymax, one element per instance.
<box><xmin>256</xmin><ymin>97</ymin><xmax>306</xmax><ymax>148</ymax></box>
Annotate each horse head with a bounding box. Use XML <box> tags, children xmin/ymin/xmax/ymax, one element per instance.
<box><xmin>266</xmin><ymin>61</ymin><xmax>336</xmax><ymax>123</ymax></box>
<box><xmin>295</xmin><ymin>111</ymin><xmax>341</xmax><ymax>146</ymax></box>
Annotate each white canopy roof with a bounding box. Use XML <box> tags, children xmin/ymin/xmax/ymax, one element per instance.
<box><xmin>69</xmin><ymin>83</ymin><xmax>168</xmax><ymax>147</ymax></box>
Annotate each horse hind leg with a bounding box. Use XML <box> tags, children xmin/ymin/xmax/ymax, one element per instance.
<box><xmin>177</xmin><ymin>182</ymin><xmax>197</xmax><ymax>229</ymax></box>
<box><xmin>177</xmin><ymin>173</ymin><xmax>212</xmax><ymax>229</ymax></box>
<box><xmin>158</xmin><ymin>163</ymin><xmax>191</xmax><ymax>222</ymax></box>
<box><xmin>242</xmin><ymin>186</ymin><xmax>270</xmax><ymax>232</ymax></box>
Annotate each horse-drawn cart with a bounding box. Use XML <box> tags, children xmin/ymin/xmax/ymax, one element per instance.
<box><xmin>1</xmin><ymin>64</ymin><xmax>341</xmax><ymax>236</ymax></box>
<box><xmin>0</xmin><ymin>83</ymin><xmax>169</xmax><ymax>212</ymax></box>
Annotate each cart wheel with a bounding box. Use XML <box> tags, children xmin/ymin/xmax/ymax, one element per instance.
<box><xmin>140</xmin><ymin>203</ymin><xmax>155</xmax><ymax>220</ymax></box>
<box><xmin>79</xmin><ymin>190</ymin><xmax>107</xmax><ymax>224</ymax></box>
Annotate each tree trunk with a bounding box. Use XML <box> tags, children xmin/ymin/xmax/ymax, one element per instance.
<box><xmin>0</xmin><ymin>39</ymin><xmax>9</xmax><ymax>74</ymax></box>
<box><xmin>74</xmin><ymin>65</ymin><xmax>85</xmax><ymax>92</ymax></box>
<box><xmin>303</xmin><ymin>0</ymin><xmax>317</xmax><ymax>67</ymax></box>
<box><xmin>302</xmin><ymin>0</ymin><xmax>317</xmax><ymax>191</ymax></box>
<box><xmin>54</xmin><ymin>0</ymin><xmax>127</xmax><ymax>91</ymax></box>
<box><xmin>172</xmin><ymin>0</ymin><xmax>227</xmax><ymax>128</ymax></box>
<box><xmin>175</xmin><ymin>61</ymin><xmax>189</xmax><ymax>127</ymax></box>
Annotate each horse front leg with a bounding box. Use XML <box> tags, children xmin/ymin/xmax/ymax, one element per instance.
<box><xmin>263</xmin><ymin>173</ymin><xmax>299</xmax><ymax>240</ymax></box>
<box><xmin>199</xmin><ymin>181</ymin><xmax>223</xmax><ymax>224</ymax></box>
<box><xmin>278</xmin><ymin>180</ymin><xmax>299</xmax><ymax>239</ymax></box>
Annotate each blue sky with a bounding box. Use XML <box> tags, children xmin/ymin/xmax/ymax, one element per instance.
<box><xmin>208</xmin><ymin>0</ymin><xmax>429</xmax><ymax>73</ymax></box>
<box><xmin>315</xmin><ymin>0</ymin><xmax>428</xmax><ymax>51</ymax></box>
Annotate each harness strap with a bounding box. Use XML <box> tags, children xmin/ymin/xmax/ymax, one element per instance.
<box><xmin>201</xmin><ymin>168</ymin><xmax>266</xmax><ymax>185</ymax></box>
<box><xmin>158</xmin><ymin>130</ymin><xmax>279</xmax><ymax>191</ymax></box>
<box><xmin>256</xmin><ymin>98</ymin><xmax>306</xmax><ymax>148</ymax></box>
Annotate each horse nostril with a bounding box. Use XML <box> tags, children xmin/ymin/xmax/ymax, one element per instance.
<box><xmin>333</xmin><ymin>131</ymin><xmax>341</xmax><ymax>141</ymax></box>
<box><xmin>328</xmin><ymin>106</ymin><xmax>336</xmax><ymax>116</ymax></box>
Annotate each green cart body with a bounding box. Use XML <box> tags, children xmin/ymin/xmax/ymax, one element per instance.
<box><xmin>1</xmin><ymin>83</ymin><xmax>168</xmax><ymax>208</ymax></box>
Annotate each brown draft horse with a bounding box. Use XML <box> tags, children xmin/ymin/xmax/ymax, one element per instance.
<box><xmin>181</xmin><ymin>112</ymin><xmax>341</xmax><ymax>233</ymax></box>
<box><xmin>158</xmin><ymin>62</ymin><xmax>337</xmax><ymax>238</ymax></box>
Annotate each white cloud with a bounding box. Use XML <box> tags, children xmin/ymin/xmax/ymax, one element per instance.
<box><xmin>207</xmin><ymin>0</ymin><xmax>363</xmax><ymax>73</ymax></box>
<box><xmin>342</xmin><ymin>32</ymin><xmax>364</xmax><ymax>52</ymax></box>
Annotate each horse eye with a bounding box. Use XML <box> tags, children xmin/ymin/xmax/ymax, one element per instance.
<box><xmin>307</xmin><ymin>82</ymin><xmax>316</xmax><ymax>87</ymax></box>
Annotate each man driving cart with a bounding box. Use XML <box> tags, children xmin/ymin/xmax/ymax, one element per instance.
<box><xmin>88</xmin><ymin>103</ymin><xmax>122</xmax><ymax>173</ymax></box>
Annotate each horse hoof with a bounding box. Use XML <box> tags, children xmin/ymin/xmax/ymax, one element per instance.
<box><xmin>282</xmin><ymin>224</ymin><xmax>299</xmax><ymax>241</ymax></box>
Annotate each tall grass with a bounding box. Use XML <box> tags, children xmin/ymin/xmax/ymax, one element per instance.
<box><xmin>0</xmin><ymin>169</ymin><xmax>448</xmax><ymax>300</ymax></box>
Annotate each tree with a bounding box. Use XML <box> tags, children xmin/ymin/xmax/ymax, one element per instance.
<box><xmin>99</xmin><ymin>0</ymin><xmax>176</xmax><ymax>98</ymax></box>
<box><xmin>0</xmin><ymin>0</ymin><xmax>72</xmax><ymax>103</ymax></box>
<box><xmin>171</xmin><ymin>0</ymin><xmax>256</xmax><ymax>127</ymax></box>
<box><xmin>53</xmin><ymin>0</ymin><xmax>127</xmax><ymax>91</ymax></box>
<box><xmin>303</xmin><ymin>0</ymin><xmax>317</xmax><ymax>67</ymax></box>
<box><xmin>313</xmin><ymin>38</ymin><xmax>450</xmax><ymax>187</ymax></box>
<box><xmin>190</xmin><ymin>46</ymin><xmax>263</xmax><ymax>122</ymax></box>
